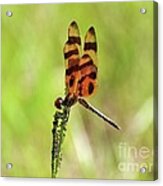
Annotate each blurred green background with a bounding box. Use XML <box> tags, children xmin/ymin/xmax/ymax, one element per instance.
<box><xmin>1</xmin><ymin>1</ymin><xmax>156</xmax><ymax>180</ymax></box>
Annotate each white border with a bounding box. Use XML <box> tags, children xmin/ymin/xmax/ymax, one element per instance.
<box><xmin>0</xmin><ymin>0</ymin><xmax>155</xmax><ymax>5</ymax></box>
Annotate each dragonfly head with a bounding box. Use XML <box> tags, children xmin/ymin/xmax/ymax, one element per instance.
<box><xmin>54</xmin><ymin>94</ymin><xmax>77</xmax><ymax>109</ymax></box>
<box><xmin>54</xmin><ymin>97</ymin><xmax>63</xmax><ymax>109</ymax></box>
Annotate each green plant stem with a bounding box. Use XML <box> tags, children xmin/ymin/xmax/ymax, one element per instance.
<box><xmin>51</xmin><ymin>105</ymin><xmax>70</xmax><ymax>178</ymax></box>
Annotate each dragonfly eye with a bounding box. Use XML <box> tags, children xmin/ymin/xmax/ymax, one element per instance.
<box><xmin>54</xmin><ymin>97</ymin><xmax>63</xmax><ymax>109</ymax></box>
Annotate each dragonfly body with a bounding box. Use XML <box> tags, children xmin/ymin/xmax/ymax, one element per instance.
<box><xmin>55</xmin><ymin>21</ymin><xmax>121</xmax><ymax>131</ymax></box>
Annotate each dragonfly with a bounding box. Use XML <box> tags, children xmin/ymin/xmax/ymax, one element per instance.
<box><xmin>54</xmin><ymin>21</ymin><xmax>121</xmax><ymax>131</ymax></box>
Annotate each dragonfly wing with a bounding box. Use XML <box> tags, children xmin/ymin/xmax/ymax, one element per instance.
<box><xmin>78</xmin><ymin>26</ymin><xmax>98</xmax><ymax>97</ymax></box>
<box><xmin>64</xmin><ymin>21</ymin><xmax>81</xmax><ymax>96</ymax></box>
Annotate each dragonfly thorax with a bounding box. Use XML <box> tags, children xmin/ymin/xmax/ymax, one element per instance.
<box><xmin>62</xmin><ymin>93</ymin><xmax>78</xmax><ymax>107</ymax></box>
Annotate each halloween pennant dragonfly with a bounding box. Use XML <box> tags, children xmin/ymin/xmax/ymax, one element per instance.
<box><xmin>55</xmin><ymin>21</ymin><xmax>121</xmax><ymax>130</ymax></box>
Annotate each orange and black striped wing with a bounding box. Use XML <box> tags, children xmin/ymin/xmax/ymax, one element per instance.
<box><xmin>78</xmin><ymin>26</ymin><xmax>97</xmax><ymax>97</ymax></box>
<box><xmin>64</xmin><ymin>21</ymin><xmax>81</xmax><ymax>96</ymax></box>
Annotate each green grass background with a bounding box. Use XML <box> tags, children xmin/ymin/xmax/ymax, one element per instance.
<box><xmin>1</xmin><ymin>1</ymin><xmax>156</xmax><ymax>180</ymax></box>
